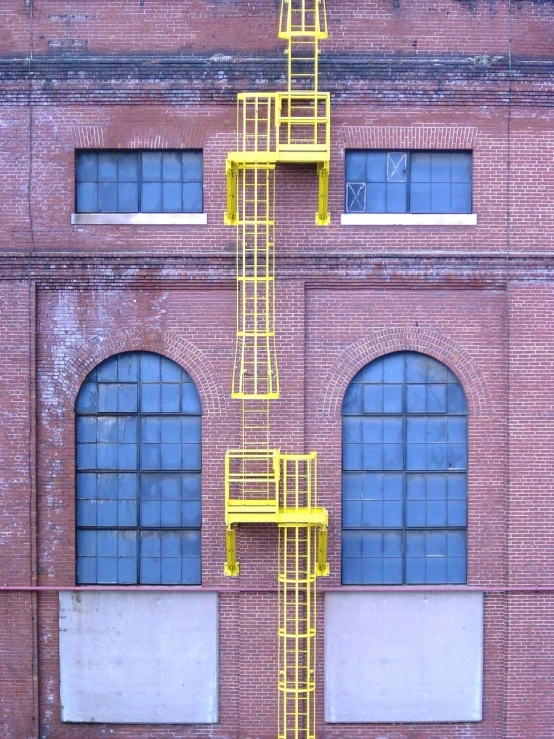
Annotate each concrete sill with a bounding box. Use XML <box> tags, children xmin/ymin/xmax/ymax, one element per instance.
<box><xmin>341</xmin><ymin>213</ymin><xmax>477</xmax><ymax>227</ymax></box>
<box><xmin>71</xmin><ymin>213</ymin><xmax>208</xmax><ymax>226</ymax></box>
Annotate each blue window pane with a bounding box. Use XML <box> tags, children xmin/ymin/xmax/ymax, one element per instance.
<box><xmin>182</xmin><ymin>151</ymin><xmax>202</xmax><ymax>182</ymax></box>
<box><xmin>140</xmin><ymin>354</ymin><xmax>161</xmax><ymax>381</ymax></box>
<box><xmin>342</xmin><ymin>383</ymin><xmax>362</xmax><ymax>414</ymax></box>
<box><xmin>161</xmin><ymin>444</ymin><xmax>181</xmax><ymax>470</ymax></box>
<box><xmin>97</xmin><ymin>444</ymin><xmax>118</xmax><ymax>469</ymax></box>
<box><xmin>342</xmin><ymin>472</ymin><xmax>363</xmax><ymax>501</ymax></box>
<box><xmin>447</xmin><ymin>530</ymin><xmax>467</xmax><ymax>557</ymax></box>
<box><xmin>362</xmin><ymin>418</ymin><xmax>381</xmax><ymax>443</ymax></box>
<box><xmin>343</xmin><ymin>500</ymin><xmax>362</xmax><ymax>527</ymax></box>
<box><xmin>183</xmin><ymin>182</ymin><xmax>202</xmax><ymax>212</ymax></box>
<box><xmin>77</xmin><ymin>473</ymin><xmax>96</xmax><ymax>499</ymax></box>
<box><xmin>447</xmin><ymin>558</ymin><xmax>466</xmax><ymax>583</ymax></box>
<box><xmin>361</xmin><ymin>558</ymin><xmax>383</xmax><ymax>585</ymax></box>
<box><xmin>77</xmin><ymin>557</ymin><xmax>96</xmax><ymax>584</ymax></box>
<box><xmin>410</xmin><ymin>153</ymin><xmax>430</xmax><ymax>183</ymax></box>
<box><xmin>118</xmin><ymin>354</ymin><xmax>138</xmax><ymax>381</ymax></box>
<box><xmin>141</xmin><ymin>183</ymin><xmax>162</xmax><ymax>212</ymax></box>
<box><xmin>142</xmin><ymin>152</ymin><xmax>162</xmax><ymax>181</ymax></box>
<box><xmin>98</xmin><ymin>183</ymin><xmax>118</xmax><ymax>212</ymax></box>
<box><xmin>161</xmin><ymin>558</ymin><xmax>181</xmax><ymax>584</ymax></box>
<box><xmin>97</xmin><ymin>357</ymin><xmax>118</xmax><ymax>382</ymax></box>
<box><xmin>141</xmin><ymin>417</ymin><xmax>160</xmax><ymax>443</ymax></box>
<box><xmin>182</xmin><ymin>474</ymin><xmax>201</xmax><ymax>500</ymax></box>
<box><xmin>406</xmin><ymin>354</ymin><xmax>427</xmax><ymax>383</ymax></box>
<box><xmin>448</xmin><ymin>500</ymin><xmax>467</xmax><ymax>526</ymax></box>
<box><xmin>342</xmin><ymin>531</ymin><xmax>362</xmax><ymax>558</ymax></box>
<box><xmin>97</xmin><ymin>417</ymin><xmax>117</xmax><ymax>442</ymax></box>
<box><xmin>181</xmin><ymin>530</ymin><xmax>201</xmax><ymax>557</ymax></box>
<box><xmin>343</xmin><ymin>417</ymin><xmax>362</xmax><ymax>443</ymax></box>
<box><xmin>141</xmin><ymin>444</ymin><xmax>161</xmax><ymax>470</ymax></box>
<box><xmin>406</xmin><ymin>444</ymin><xmax>425</xmax><ymax>470</ymax></box>
<box><xmin>431</xmin><ymin>153</ymin><xmax>450</xmax><ymax>182</ymax></box>
<box><xmin>76</xmin><ymin>182</ymin><xmax>97</xmax><ymax>212</ymax></box>
<box><xmin>427</xmin><ymin>443</ymin><xmax>447</xmax><ymax>470</ymax></box>
<box><xmin>98</xmin><ymin>153</ymin><xmax>117</xmax><ymax>182</ymax></box>
<box><xmin>363</xmin><ymin>385</ymin><xmax>383</xmax><ymax>413</ymax></box>
<box><xmin>383</xmin><ymin>444</ymin><xmax>403</xmax><ymax>470</ymax></box>
<box><xmin>77</xmin><ymin>153</ymin><xmax>97</xmax><ymax>182</ymax></box>
<box><xmin>97</xmin><ymin>473</ymin><xmax>118</xmax><ymax>499</ymax></box>
<box><xmin>161</xmin><ymin>384</ymin><xmax>181</xmax><ymax>412</ymax></box>
<box><xmin>182</xmin><ymin>557</ymin><xmax>201</xmax><ymax>584</ymax></box>
<box><xmin>118</xmin><ymin>183</ymin><xmax>138</xmax><ymax>212</ymax></box>
<box><xmin>118</xmin><ymin>500</ymin><xmax>137</xmax><ymax>526</ymax></box>
<box><xmin>451</xmin><ymin>153</ymin><xmax>471</xmax><ymax>182</ymax></box>
<box><xmin>77</xmin><ymin>500</ymin><xmax>96</xmax><ymax>526</ymax></box>
<box><xmin>163</xmin><ymin>152</ymin><xmax>182</xmax><ymax>182</ymax></box>
<box><xmin>118</xmin><ymin>153</ymin><xmax>138</xmax><ymax>182</ymax></box>
<box><xmin>427</xmin><ymin>557</ymin><xmax>447</xmax><ymax>584</ymax></box>
<box><xmin>76</xmin><ymin>444</ymin><xmax>96</xmax><ymax>470</ymax></box>
<box><xmin>141</xmin><ymin>384</ymin><xmax>161</xmax><ymax>412</ymax></box>
<box><xmin>182</xmin><ymin>444</ymin><xmax>201</xmax><ymax>470</ymax></box>
<box><xmin>161</xmin><ymin>417</ymin><xmax>181</xmax><ymax>443</ymax></box>
<box><xmin>448</xmin><ymin>443</ymin><xmax>467</xmax><ymax>470</ymax></box>
<box><xmin>405</xmin><ymin>557</ymin><xmax>426</xmax><ymax>584</ymax></box>
<box><xmin>345</xmin><ymin>151</ymin><xmax>366</xmax><ymax>181</ymax></box>
<box><xmin>118</xmin><ymin>558</ymin><xmax>137</xmax><ymax>584</ymax></box>
<box><xmin>77</xmin><ymin>417</ymin><xmax>96</xmax><ymax>443</ymax></box>
<box><xmin>410</xmin><ymin>182</ymin><xmax>431</xmax><ymax>213</ymax></box>
<box><xmin>383</xmin><ymin>558</ymin><xmax>403</xmax><ymax>584</ymax></box>
<box><xmin>161</xmin><ymin>360</ymin><xmax>183</xmax><ymax>382</ymax></box>
<box><xmin>427</xmin><ymin>500</ymin><xmax>447</xmax><ymax>526</ymax></box>
<box><xmin>386</xmin><ymin>182</ymin><xmax>407</xmax><ymax>213</ymax></box>
<box><xmin>451</xmin><ymin>183</ymin><xmax>471</xmax><ymax>213</ymax></box>
<box><xmin>431</xmin><ymin>182</ymin><xmax>450</xmax><ymax>213</ymax></box>
<box><xmin>98</xmin><ymin>384</ymin><xmax>118</xmax><ymax>412</ymax></box>
<box><xmin>163</xmin><ymin>474</ymin><xmax>182</xmax><ymax>500</ymax></box>
<box><xmin>78</xmin><ymin>530</ymin><xmax>97</xmax><ymax>556</ymax></box>
<box><xmin>342</xmin><ymin>557</ymin><xmax>362</xmax><ymax>584</ymax></box>
<box><xmin>427</xmin><ymin>385</ymin><xmax>447</xmax><ymax>413</ymax></box>
<box><xmin>427</xmin><ymin>418</ymin><xmax>447</xmax><ymax>442</ymax></box>
<box><xmin>141</xmin><ymin>500</ymin><xmax>161</xmax><ymax>526</ymax></box>
<box><xmin>407</xmin><ymin>417</ymin><xmax>426</xmax><ymax>443</ymax></box>
<box><xmin>405</xmin><ymin>531</ymin><xmax>425</xmax><ymax>557</ymax></box>
<box><xmin>447</xmin><ymin>383</ymin><xmax>467</xmax><ymax>413</ymax></box>
<box><xmin>182</xmin><ymin>500</ymin><xmax>201</xmax><ymax>527</ymax></box>
<box><xmin>362</xmin><ymin>444</ymin><xmax>383</xmax><ymax>470</ymax></box>
<box><xmin>366</xmin><ymin>183</ymin><xmax>386</xmax><ymax>213</ymax></box>
<box><xmin>427</xmin><ymin>359</ymin><xmax>448</xmax><ymax>383</ymax></box>
<box><xmin>141</xmin><ymin>558</ymin><xmax>161</xmax><ymax>584</ymax></box>
<box><xmin>367</xmin><ymin>152</ymin><xmax>387</xmax><ymax>182</ymax></box>
<box><xmin>363</xmin><ymin>359</ymin><xmax>384</xmax><ymax>383</ymax></box>
<box><xmin>97</xmin><ymin>500</ymin><xmax>118</xmax><ymax>526</ymax></box>
<box><xmin>163</xmin><ymin>182</ymin><xmax>182</xmax><ymax>212</ymax></box>
<box><xmin>406</xmin><ymin>500</ymin><xmax>426</xmax><ymax>527</ymax></box>
<box><xmin>76</xmin><ymin>382</ymin><xmax>98</xmax><ymax>412</ymax></box>
<box><xmin>160</xmin><ymin>531</ymin><xmax>181</xmax><ymax>556</ymax></box>
<box><xmin>181</xmin><ymin>383</ymin><xmax>202</xmax><ymax>414</ymax></box>
<box><xmin>118</xmin><ymin>384</ymin><xmax>138</xmax><ymax>412</ymax></box>
<box><xmin>97</xmin><ymin>530</ymin><xmax>118</xmax><ymax>556</ymax></box>
<box><xmin>406</xmin><ymin>385</ymin><xmax>426</xmax><ymax>413</ymax></box>
<box><xmin>141</xmin><ymin>531</ymin><xmax>161</xmax><ymax>556</ymax></box>
<box><xmin>383</xmin><ymin>500</ymin><xmax>402</xmax><ymax>527</ymax></box>
<box><xmin>117</xmin><ymin>444</ymin><xmax>137</xmax><ymax>470</ymax></box>
<box><xmin>383</xmin><ymin>384</ymin><xmax>402</xmax><ymax>413</ymax></box>
<box><xmin>346</xmin><ymin>183</ymin><xmax>366</xmax><ymax>212</ymax></box>
<box><xmin>383</xmin><ymin>354</ymin><xmax>404</xmax><ymax>382</ymax></box>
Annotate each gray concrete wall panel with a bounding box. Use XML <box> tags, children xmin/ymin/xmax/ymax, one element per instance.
<box><xmin>324</xmin><ymin>591</ymin><xmax>483</xmax><ymax>723</ymax></box>
<box><xmin>59</xmin><ymin>591</ymin><xmax>218</xmax><ymax>724</ymax></box>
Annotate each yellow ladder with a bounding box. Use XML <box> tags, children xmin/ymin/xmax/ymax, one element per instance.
<box><xmin>224</xmin><ymin>1</ymin><xmax>331</xmax><ymax>737</ymax></box>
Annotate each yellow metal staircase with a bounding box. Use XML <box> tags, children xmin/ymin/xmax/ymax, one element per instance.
<box><xmin>224</xmin><ymin>1</ymin><xmax>331</xmax><ymax>737</ymax></box>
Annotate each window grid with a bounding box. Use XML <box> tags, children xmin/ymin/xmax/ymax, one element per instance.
<box><xmin>345</xmin><ymin>150</ymin><xmax>472</xmax><ymax>215</ymax></box>
<box><xmin>75</xmin><ymin>150</ymin><xmax>203</xmax><ymax>214</ymax></box>
<box><xmin>341</xmin><ymin>352</ymin><xmax>468</xmax><ymax>585</ymax></box>
<box><xmin>76</xmin><ymin>352</ymin><xmax>202</xmax><ymax>585</ymax></box>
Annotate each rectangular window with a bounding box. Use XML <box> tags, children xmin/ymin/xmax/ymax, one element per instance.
<box><xmin>76</xmin><ymin>150</ymin><xmax>203</xmax><ymax>214</ymax></box>
<box><xmin>345</xmin><ymin>150</ymin><xmax>472</xmax><ymax>215</ymax></box>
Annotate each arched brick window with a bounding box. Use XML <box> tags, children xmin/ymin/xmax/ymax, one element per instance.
<box><xmin>341</xmin><ymin>351</ymin><xmax>467</xmax><ymax>585</ymax></box>
<box><xmin>75</xmin><ymin>351</ymin><xmax>202</xmax><ymax>585</ymax></box>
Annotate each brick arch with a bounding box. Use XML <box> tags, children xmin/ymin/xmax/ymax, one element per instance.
<box><xmin>319</xmin><ymin>327</ymin><xmax>490</xmax><ymax>421</ymax></box>
<box><xmin>60</xmin><ymin>328</ymin><xmax>227</xmax><ymax>418</ymax></box>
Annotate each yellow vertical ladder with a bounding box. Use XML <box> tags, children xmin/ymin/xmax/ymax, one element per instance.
<box><xmin>224</xmin><ymin>1</ymin><xmax>331</xmax><ymax>737</ymax></box>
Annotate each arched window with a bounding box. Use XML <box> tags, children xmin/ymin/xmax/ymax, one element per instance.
<box><xmin>342</xmin><ymin>351</ymin><xmax>467</xmax><ymax>585</ymax></box>
<box><xmin>75</xmin><ymin>351</ymin><xmax>202</xmax><ymax>585</ymax></box>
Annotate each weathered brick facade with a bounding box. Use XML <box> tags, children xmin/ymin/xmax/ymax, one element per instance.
<box><xmin>0</xmin><ymin>1</ymin><xmax>553</xmax><ymax>737</ymax></box>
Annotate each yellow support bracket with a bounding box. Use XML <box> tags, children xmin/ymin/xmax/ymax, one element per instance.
<box><xmin>224</xmin><ymin>160</ymin><xmax>238</xmax><ymax>226</ymax></box>
<box><xmin>316</xmin><ymin>524</ymin><xmax>329</xmax><ymax>576</ymax></box>
<box><xmin>224</xmin><ymin>525</ymin><xmax>240</xmax><ymax>576</ymax></box>
<box><xmin>316</xmin><ymin>161</ymin><xmax>330</xmax><ymax>226</ymax></box>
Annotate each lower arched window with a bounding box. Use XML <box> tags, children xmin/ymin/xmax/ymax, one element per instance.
<box><xmin>342</xmin><ymin>351</ymin><xmax>467</xmax><ymax>585</ymax></box>
<box><xmin>75</xmin><ymin>351</ymin><xmax>202</xmax><ymax>585</ymax></box>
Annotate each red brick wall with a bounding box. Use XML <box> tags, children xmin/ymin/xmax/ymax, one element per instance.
<box><xmin>0</xmin><ymin>0</ymin><xmax>553</xmax><ymax>737</ymax></box>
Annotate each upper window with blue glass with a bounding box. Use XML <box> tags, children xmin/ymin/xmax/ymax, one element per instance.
<box><xmin>76</xmin><ymin>150</ymin><xmax>203</xmax><ymax>214</ymax></box>
<box><xmin>75</xmin><ymin>352</ymin><xmax>202</xmax><ymax>585</ymax></box>
<box><xmin>342</xmin><ymin>352</ymin><xmax>468</xmax><ymax>586</ymax></box>
<box><xmin>345</xmin><ymin>151</ymin><xmax>472</xmax><ymax>214</ymax></box>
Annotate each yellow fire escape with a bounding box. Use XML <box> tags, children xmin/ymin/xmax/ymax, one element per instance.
<box><xmin>223</xmin><ymin>1</ymin><xmax>331</xmax><ymax>737</ymax></box>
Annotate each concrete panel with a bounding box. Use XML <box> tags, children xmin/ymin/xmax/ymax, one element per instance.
<box><xmin>59</xmin><ymin>591</ymin><xmax>218</xmax><ymax>724</ymax></box>
<box><xmin>325</xmin><ymin>591</ymin><xmax>483</xmax><ymax>723</ymax></box>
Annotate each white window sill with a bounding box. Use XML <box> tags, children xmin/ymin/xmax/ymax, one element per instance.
<box><xmin>71</xmin><ymin>213</ymin><xmax>208</xmax><ymax>226</ymax></box>
<box><xmin>341</xmin><ymin>213</ymin><xmax>477</xmax><ymax>227</ymax></box>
